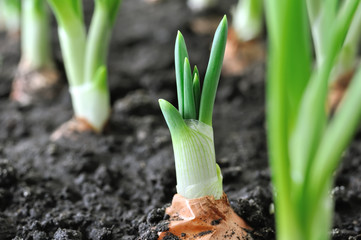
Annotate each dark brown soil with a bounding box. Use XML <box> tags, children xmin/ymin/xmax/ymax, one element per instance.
<box><xmin>0</xmin><ymin>0</ymin><xmax>360</xmax><ymax>239</ymax></box>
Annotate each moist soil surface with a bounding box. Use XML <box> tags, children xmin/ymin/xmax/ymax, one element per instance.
<box><xmin>0</xmin><ymin>0</ymin><xmax>360</xmax><ymax>239</ymax></box>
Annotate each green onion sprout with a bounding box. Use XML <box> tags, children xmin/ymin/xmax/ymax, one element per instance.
<box><xmin>265</xmin><ymin>0</ymin><xmax>361</xmax><ymax>239</ymax></box>
<box><xmin>0</xmin><ymin>0</ymin><xmax>21</xmax><ymax>36</ymax></box>
<box><xmin>231</xmin><ymin>0</ymin><xmax>263</xmax><ymax>42</ymax></box>
<box><xmin>47</xmin><ymin>0</ymin><xmax>122</xmax><ymax>132</ymax></box>
<box><xmin>159</xmin><ymin>16</ymin><xmax>227</xmax><ymax>200</ymax></box>
<box><xmin>187</xmin><ymin>0</ymin><xmax>217</xmax><ymax>12</ymax></box>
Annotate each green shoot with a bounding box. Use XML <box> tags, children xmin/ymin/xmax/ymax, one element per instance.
<box><xmin>187</xmin><ymin>0</ymin><xmax>217</xmax><ymax>12</ymax></box>
<box><xmin>183</xmin><ymin>58</ymin><xmax>196</xmax><ymax>119</ymax></box>
<box><xmin>84</xmin><ymin>0</ymin><xmax>122</xmax><ymax>84</ymax></box>
<box><xmin>0</xmin><ymin>0</ymin><xmax>21</xmax><ymax>36</ymax></box>
<box><xmin>21</xmin><ymin>0</ymin><xmax>54</xmax><ymax>70</ymax></box>
<box><xmin>47</xmin><ymin>0</ymin><xmax>85</xmax><ymax>87</ymax></box>
<box><xmin>47</xmin><ymin>0</ymin><xmax>122</xmax><ymax>132</ymax></box>
<box><xmin>198</xmin><ymin>17</ymin><xmax>228</xmax><ymax>126</ymax></box>
<box><xmin>159</xmin><ymin>16</ymin><xmax>228</xmax><ymax>200</ymax></box>
<box><xmin>174</xmin><ymin>31</ymin><xmax>189</xmax><ymax>117</ymax></box>
<box><xmin>231</xmin><ymin>0</ymin><xmax>263</xmax><ymax>42</ymax></box>
<box><xmin>265</xmin><ymin>0</ymin><xmax>361</xmax><ymax>239</ymax></box>
<box><xmin>193</xmin><ymin>66</ymin><xmax>200</xmax><ymax>118</ymax></box>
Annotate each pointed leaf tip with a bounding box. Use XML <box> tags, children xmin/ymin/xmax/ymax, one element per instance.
<box><xmin>177</xmin><ymin>30</ymin><xmax>183</xmax><ymax>39</ymax></box>
<box><xmin>221</xmin><ymin>15</ymin><xmax>228</xmax><ymax>28</ymax></box>
<box><xmin>159</xmin><ymin>99</ymin><xmax>172</xmax><ymax>112</ymax></box>
<box><xmin>159</xmin><ymin>99</ymin><xmax>187</xmax><ymax>134</ymax></box>
<box><xmin>158</xmin><ymin>99</ymin><xmax>168</xmax><ymax>109</ymax></box>
<box><xmin>184</xmin><ymin>57</ymin><xmax>189</xmax><ymax>66</ymax></box>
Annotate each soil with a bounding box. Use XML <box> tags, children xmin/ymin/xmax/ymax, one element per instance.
<box><xmin>0</xmin><ymin>0</ymin><xmax>360</xmax><ymax>239</ymax></box>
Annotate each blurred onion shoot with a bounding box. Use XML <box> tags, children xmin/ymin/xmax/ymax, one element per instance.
<box><xmin>11</xmin><ymin>0</ymin><xmax>60</xmax><ymax>105</ymax></box>
<box><xmin>231</xmin><ymin>0</ymin><xmax>263</xmax><ymax>42</ymax></box>
<box><xmin>48</xmin><ymin>0</ymin><xmax>122</xmax><ymax>139</ymax></box>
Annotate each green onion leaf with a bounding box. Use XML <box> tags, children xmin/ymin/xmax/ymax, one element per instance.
<box><xmin>193</xmin><ymin>65</ymin><xmax>199</xmax><ymax>79</ymax></box>
<box><xmin>193</xmin><ymin>70</ymin><xmax>201</xmax><ymax>119</ymax></box>
<box><xmin>199</xmin><ymin>15</ymin><xmax>228</xmax><ymax>126</ymax></box>
<box><xmin>309</xmin><ymin>61</ymin><xmax>361</xmax><ymax>212</ymax></box>
<box><xmin>47</xmin><ymin>0</ymin><xmax>83</xmax><ymax>32</ymax></box>
<box><xmin>95</xmin><ymin>0</ymin><xmax>122</xmax><ymax>26</ymax></box>
<box><xmin>174</xmin><ymin>31</ymin><xmax>189</xmax><ymax>117</ymax></box>
<box><xmin>183</xmin><ymin>58</ymin><xmax>196</xmax><ymax>119</ymax></box>
<box><xmin>84</xmin><ymin>0</ymin><xmax>121</xmax><ymax>84</ymax></box>
<box><xmin>48</xmin><ymin>0</ymin><xmax>86</xmax><ymax>86</ymax></box>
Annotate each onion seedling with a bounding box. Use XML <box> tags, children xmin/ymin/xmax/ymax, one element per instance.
<box><xmin>158</xmin><ymin>16</ymin><xmax>251</xmax><ymax>239</ymax></box>
<box><xmin>47</xmin><ymin>0</ymin><xmax>121</xmax><ymax>140</ymax></box>
<box><xmin>0</xmin><ymin>0</ymin><xmax>21</xmax><ymax>36</ymax></box>
<box><xmin>11</xmin><ymin>0</ymin><xmax>60</xmax><ymax>105</ymax></box>
<box><xmin>187</xmin><ymin>0</ymin><xmax>217</xmax><ymax>12</ymax></box>
<box><xmin>265</xmin><ymin>0</ymin><xmax>361</xmax><ymax>239</ymax></box>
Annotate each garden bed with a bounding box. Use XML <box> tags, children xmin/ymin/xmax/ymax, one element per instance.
<box><xmin>0</xmin><ymin>0</ymin><xmax>360</xmax><ymax>239</ymax></box>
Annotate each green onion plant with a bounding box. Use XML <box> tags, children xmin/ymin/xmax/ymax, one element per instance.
<box><xmin>231</xmin><ymin>0</ymin><xmax>263</xmax><ymax>42</ymax></box>
<box><xmin>47</xmin><ymin>0</ymin><xmax>121</xmax><ymax>132</ymax></box>
<box><xmin>20</xmin><ymin>0</ymin><xmax>54</xmax><ymax>72</ymax></box>
<box><xmin>187</xmin><ymin>0</ymin><xmax>217</xmax><ymax>12</ymax></box>
<box><xmin>0</xmin><ymin>0</ymin><xmax>21</xmax><ymax>35</ymax></box>
<box><xmin>159</xmin><ymin>16</ymin><xmax>227</xmax><ymax>200</ymax></box>
<box><xmin>265</xmin><ymin>0</ymin><xmax>361</xmax><ymax>239</ymax></box>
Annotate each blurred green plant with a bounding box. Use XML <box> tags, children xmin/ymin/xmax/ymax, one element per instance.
<box><xmin>10</xmin><ymin>0</ymin><xmax>60</xmax><ymax>106</ymax></box>
<box><xmin>48</xmin><ymin>0</ymin><xmax>122</xmax><ymax>133</ymax></box>
<box><xmin>231</xmin><ymin>0</ymin><xmax>263</xmax><ymax>42</ymax></box>
<box><xmin>265</xmin><ymin>0</ymin><xmax>361</xmax><ymax>239</ymax></box>
<box><xmin>21</xmin><ymin>0</ymin><xmax>54</xmax><ymax>71</ymax></box>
